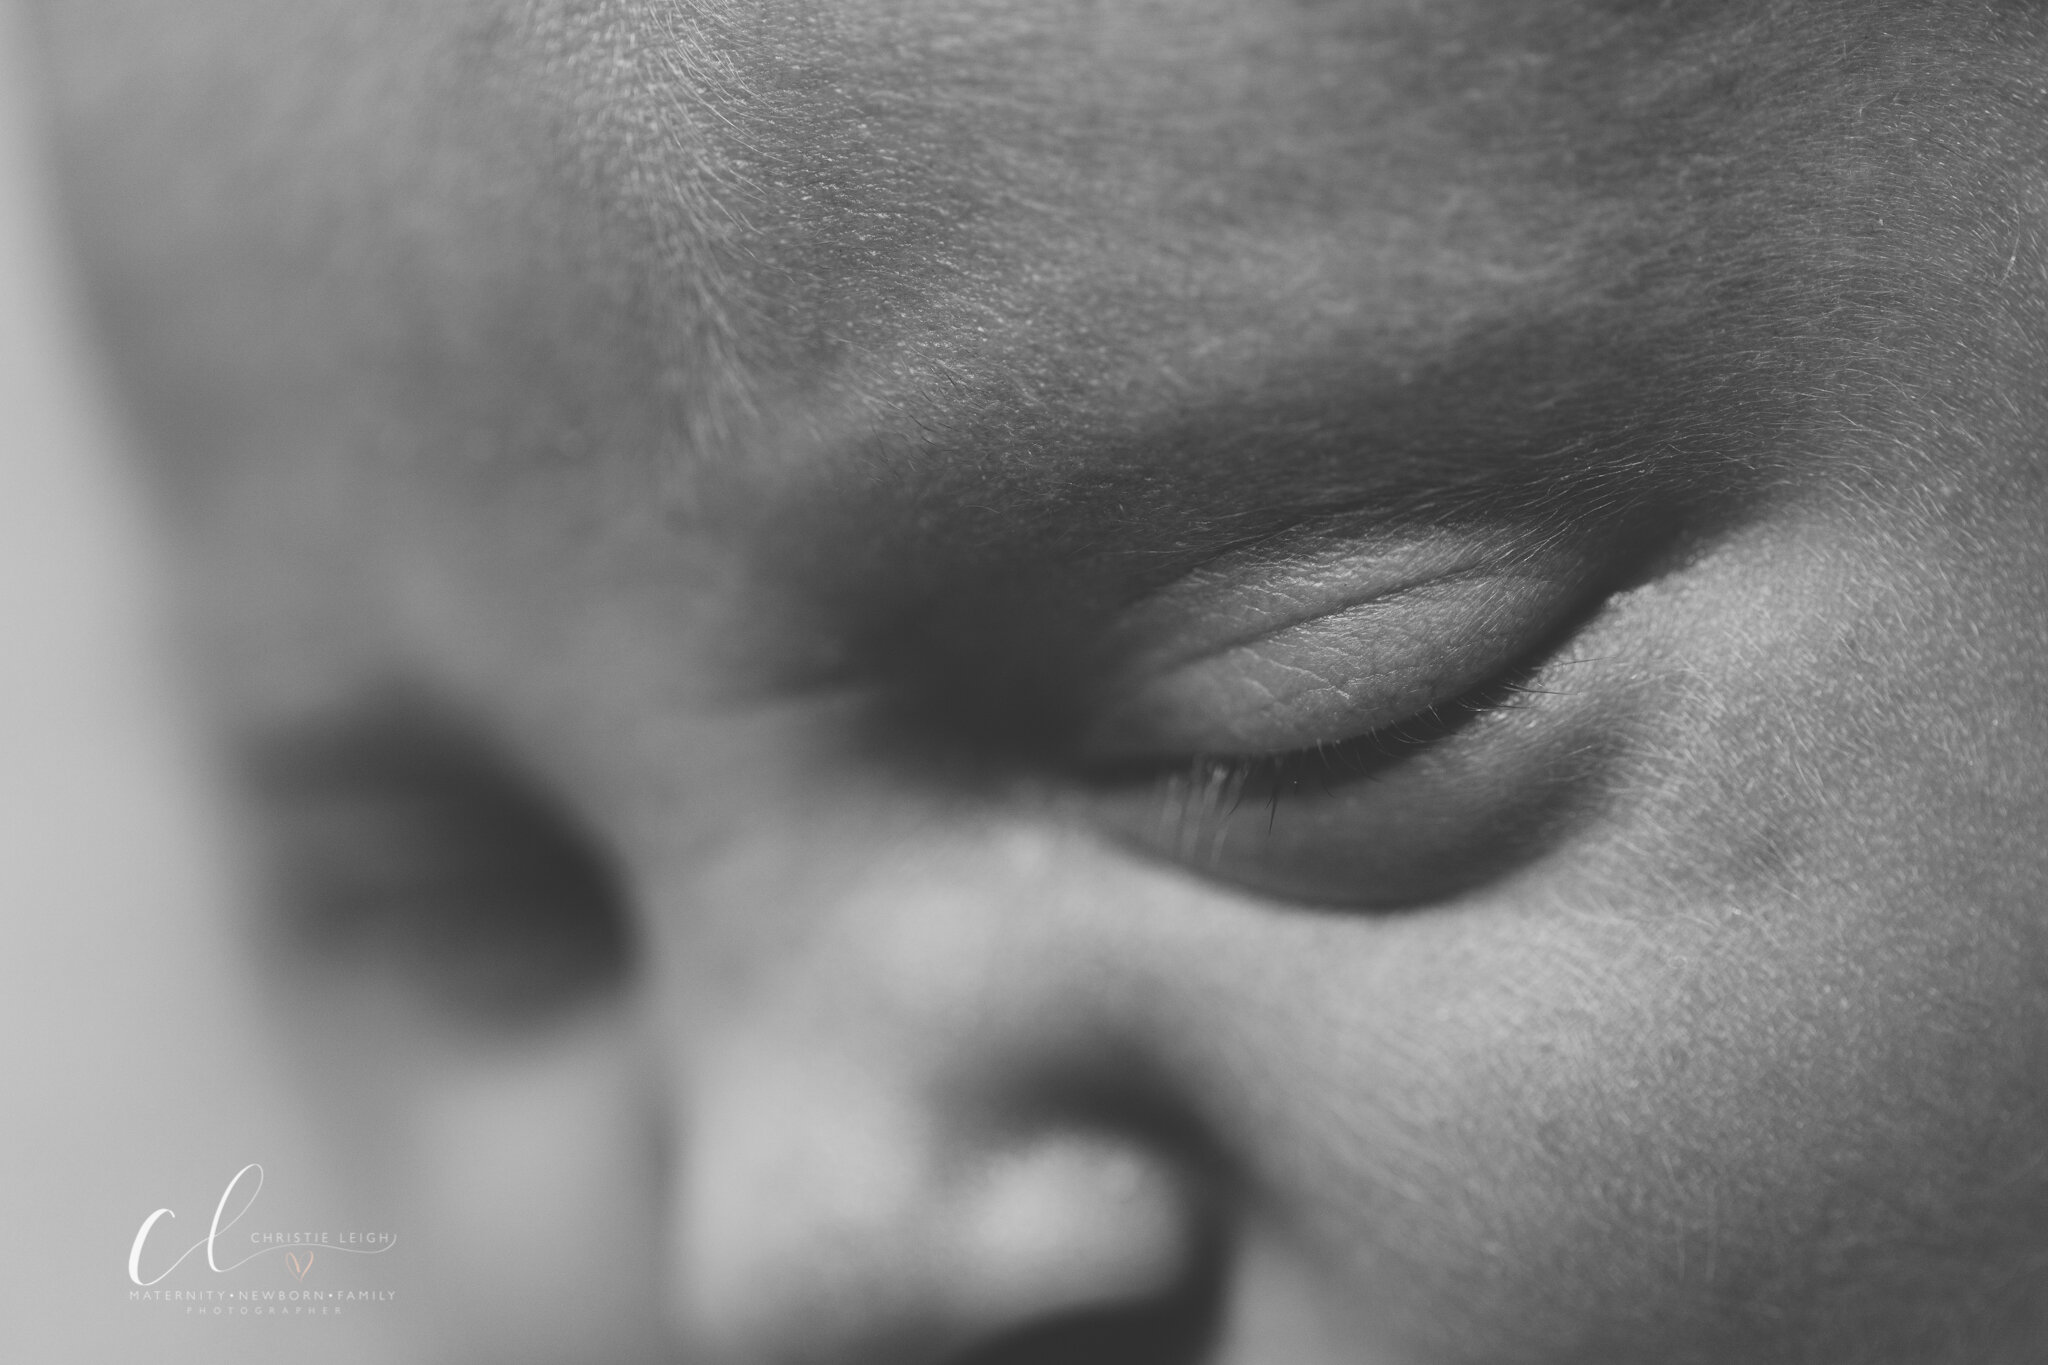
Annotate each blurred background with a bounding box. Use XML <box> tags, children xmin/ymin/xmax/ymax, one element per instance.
<box><xmin>0</xmin><ymin>8</ymin><xmax>395</xmax><ymax>1360</ymax></box>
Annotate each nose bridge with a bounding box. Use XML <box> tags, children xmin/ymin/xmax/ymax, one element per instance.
<box><xmin>656</xmin><ymin>825</ymin><xmax>1215</xmax><ymax>1365</ymax></box>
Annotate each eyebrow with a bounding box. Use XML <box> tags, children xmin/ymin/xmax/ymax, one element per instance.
<box><xmin>699</xmin><ymin>273</ymin><xmax>1804</xmax><ymax>743</ymax></box>
<box><xmin>750</xmin><ymin>286</ymin><xmax>1791</xmax><ymax>639</ymax></box>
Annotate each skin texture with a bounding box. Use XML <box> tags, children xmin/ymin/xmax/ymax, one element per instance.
<box><xmin>29</xmin><ymin>1</ymin><xmax>2048</xmax><ymax>1362</ymax></box>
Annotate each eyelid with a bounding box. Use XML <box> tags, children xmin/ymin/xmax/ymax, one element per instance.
<box><xmin>243</xmin><ymin>692</ymin><xmax>634</xmax><ymax>1019</ymax></box>
<box><xmin>1086</xmin><ymin>538</ymin><xmax>1594</xmax><ymax>760</ymax></box>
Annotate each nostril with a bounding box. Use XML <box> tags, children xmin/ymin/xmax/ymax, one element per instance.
<box><xmin>672</xmin><ymin>1055</ymin><xmax>1226</xmax><ymax>1365</ymax></box>
<box><xmin>946</xmin><ymin>1147</ymin><xmax>1226</xmax><ymax>1365</ymax></box>
<box><xmin>949</xmin><ymin>1247</ymin><xmax>1225</xmax><ymax>1365</ymax></box>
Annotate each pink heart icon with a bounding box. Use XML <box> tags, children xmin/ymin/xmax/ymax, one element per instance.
<box><xmin>285</xmin><ymin>1250</ymin><xmax>314</xmax><ymax>1281</ymax></box>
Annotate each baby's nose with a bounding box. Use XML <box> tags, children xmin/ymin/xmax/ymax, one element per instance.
<box><xmin>659</xmin><ymin>841</ymin><xmax>1217</xmax><ymax>1365</ymax></box>
<box><xmin>673</xmin><ymin>1052</ymin><xmax>1209</xmax><ymax>1365</ymax></box>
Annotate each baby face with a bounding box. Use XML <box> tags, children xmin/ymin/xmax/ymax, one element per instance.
<box><xmin>36</xmin><ymin>1</ymin><xmax>2048</xmax><ymax>1361</ymax></box>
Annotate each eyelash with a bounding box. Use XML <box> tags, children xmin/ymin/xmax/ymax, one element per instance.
<box><xmin>1122</xmin><ymin>629</ymin><xmax>1596</xmax><ymax>867</ymax></box>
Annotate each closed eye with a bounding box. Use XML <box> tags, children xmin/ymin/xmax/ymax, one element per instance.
<box><xmin>241</xmin><ymin>688</ymin><xmax>634</xmax><ymax>1024</ymax></box>
<box><xmin>1115</xmin><ymin>665</ymin><xmax>1547</xmax><ymax>837</ymax></box>
<box><xmin>1077</xmin><ymin>582</ymin><xmax>1622</xmax><ymax>910</ymax></box>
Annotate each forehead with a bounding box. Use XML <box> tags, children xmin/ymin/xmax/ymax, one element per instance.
<box><xmin>507</xmin><ymin>0</ymin><xmax>1867</xmax><ymax>460</ymax></box>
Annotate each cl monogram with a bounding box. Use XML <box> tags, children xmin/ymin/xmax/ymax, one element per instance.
<box><xmin>127</xmin><ymin>1163</ymin><xmax>269</xmax><ymax>1287</ymax></box>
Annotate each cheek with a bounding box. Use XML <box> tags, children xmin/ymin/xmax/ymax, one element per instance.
<box><xmin>1152</xmin><ymin>899</ymin><xmax>2048</xmax><ymax>1365</ymax></box>
<box><xmin>1136</xmin><ymin>517</ymin><xmax>2048</xmax><ymax>1363</ymax></box>
<box><xmin>276</xmin><ymin>994</ymin><xmax>670</xmax><ymax>1365</ymax></box>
